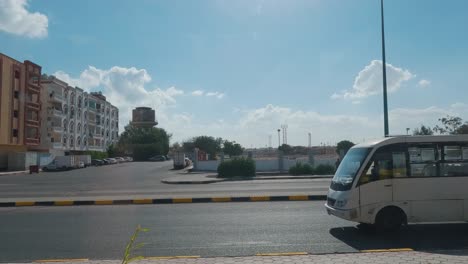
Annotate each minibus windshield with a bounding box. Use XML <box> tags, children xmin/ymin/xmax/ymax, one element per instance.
<box><xmin>331</xmin><ymin>147</ymin><xmax>370</xmax><ymax>190</ymax></box>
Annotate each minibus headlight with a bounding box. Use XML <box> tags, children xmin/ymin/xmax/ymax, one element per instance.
<box><xmin>335</xmin><ymin>199</ymin><xmax>348</xmax><ymax>208</ymax></box>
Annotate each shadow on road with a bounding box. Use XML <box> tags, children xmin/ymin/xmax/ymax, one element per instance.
<box><xmin>330</xmin><ymin>223</ymin><xmax>468</xmax><ymax>255</ymax></box>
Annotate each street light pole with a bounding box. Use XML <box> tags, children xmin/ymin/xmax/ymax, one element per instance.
<box><xmin>277</xmin><ymin>129</ymin><xmax>281</xmax><ymax>147</ymax></box>
<box><xmin>381</xmin><ymin>0</ymin><xmax>389</xmax><ymax>137</ymax></box>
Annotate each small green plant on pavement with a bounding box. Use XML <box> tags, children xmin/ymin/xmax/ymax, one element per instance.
<box><xmin>122</xmin><ymin>225</ymin><xmax>149</xmax><ymax>264</ymax></box>
<box><xmin>218</xmin><ymin>157</ymin><xmax>256</xmax><ymax>178</ymax></box>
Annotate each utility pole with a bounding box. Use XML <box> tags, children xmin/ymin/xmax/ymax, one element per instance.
<box><xmin>381</xmin><ymin>0</ymin><xmax>389</xmax><ymax>137</ymax></box>
<box><xmin>308</xmin><ymin>132</ymin><xmax>311</xmax><ymax>148</ymax></box>
<box><xmin>277</xmin><ymin>129</ymin><xmax>281</xmax><ymax>147</ymax></box>
<box><xmin>281</xmin><ymin>124</ymin><xmax>288</xmax><ymax>145</ymax></box>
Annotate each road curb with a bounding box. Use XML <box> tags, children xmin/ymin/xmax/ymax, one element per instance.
<box><xmin>162</xmin><ymin>175</ymin><xmax>332</xmax><ymax>184</ymax></box>
<box><xmin>161</xmin><ymin>179</ymin><xmax>226</xmax><ymax>184</ymax></box>
<box><xmin>29</xmin><ymin>249</ymin><xmax>416</xmax><ymax>263</ymax></box>
<box><xmin>0</xmin><ymin>195</ymin><xmax>327</xmax><ymax>207</ymax></box>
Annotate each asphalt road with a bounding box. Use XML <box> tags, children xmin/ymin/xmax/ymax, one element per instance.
<box><xmin>1</xmin><ymin>201</ymin><xmax>468</xmax><ymax>262</ymax></box>
<box><xmin>0</xmin><ymin>162</ymin><xmax>330</xmax><ymax>200</ymax></box>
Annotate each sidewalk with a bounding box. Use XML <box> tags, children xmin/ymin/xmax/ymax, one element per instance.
<box><xmin>21</xmin><ymin>250</ymin><xmax>468</xmax><ymax>264</ymax></box>
<box><xmin>0</xmin><ymin>170</ymin><xmax>29</xmax><ymax>176</ymax></box>
<box><xmin>163</xmin><ymin>173</ymin><xmax>332</xmax><ymax>184</ymax></box>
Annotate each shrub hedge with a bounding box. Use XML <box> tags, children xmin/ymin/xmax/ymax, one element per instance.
<box><xmin>217</xmin><ymin>157</ymin><xmax>256</xmax><ymax>178</ymax></box>
<box><xmin>289</xmin><ymin>163</ymin><xmax>335</xmax><ymax>175</ymax></box>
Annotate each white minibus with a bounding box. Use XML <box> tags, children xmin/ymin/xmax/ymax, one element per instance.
<box><xmin>325</xmin><ymin>135</ymin><xmax>468</xmax><ymax>230</ymax></box>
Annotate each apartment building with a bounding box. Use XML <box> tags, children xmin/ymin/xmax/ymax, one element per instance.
<box><xmin>40</xmin><ymin>75</ymin><xmax>119</xmax><ymax>155</ymax></box>
<box><xmin>0</xmin><ymin>53</ymin><xmax>43</xmax><ymax>170</ymax></box>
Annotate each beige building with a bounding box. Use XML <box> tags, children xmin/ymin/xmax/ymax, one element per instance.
<box><xmin>40</xmin><ymin>75</ymin><xmax>119</xmax><ymax>155</ymax></box>
<box><xmin>0</xmin><ymin>53</ymin><xmax>43</xmax><ymax>170</ymax></box>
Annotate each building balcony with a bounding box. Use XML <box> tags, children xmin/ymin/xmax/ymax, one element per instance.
<box><xmin>48</xmin><ymin>108</ymin><xmax>63</xmax><ymax>117</ymax></box>
<box><xmin>25</xmin><ymin>138</ymin><xmax>40</xmax><ymax>145</ymax></box>
<box><xmin>88</xmin><ymin>145</ymin><xmax>102</xmax><ymax>151</ymax></box>
<box><xmin>49</xmin><ymin>93</ymin><xmax>64</xmax><ymax>103</ymax></box>
<box><xmin>27</xmin><ymin>82</ymin><xmax>41</xmax><ymax>93</ymax></box>
<box><xmin>26</xmin><ymin>120</ymin><xmax>40</xmax><ymax>127</ymax></box>
<box><xmin>26</xmin><ymin>102</ymin><xmax>40</xmax><ymax>110</ymax></box>
<box><xmin>52</xmin><ymin>126</ymin><xmax>63</xmax><ymax>133</ymax></box>
<box><xmin>52</xmin><ymin>142</ymin><xmax>63</xmax><ymax>149</ymax></box>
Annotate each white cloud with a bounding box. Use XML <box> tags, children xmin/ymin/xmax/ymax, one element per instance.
<box><xmin>174</xmin><ymin>103</ymin><xmax>468</xmax><ymax>147</ymax></box>
<box><xmin>203</xmin><ymin>91</ymin><xmax>225</xmax><ymax>99</ymax></box>
<box><xmin>53</xmin><ymin>66</ymin><xmax>184</xmax><ymax>133</ymax></box>
<box><xmin>0</xmin><ymin>0</ymin><xmax>48</xmax><ymax>38</ymax></box>
<box><xmin>417</xmin><ymin>79</ymin><xmax>431</xmax><ymax>88</ymax></box>
<box><xmin>333</xmin><ymin>60</ymin><xmax>414</xmax><ymax>100</ymax></box>
<box><xmin>191</xmin><ymin>90</ymin><xmax>204</xmax><ymax>96</ymax></box>
<box><xmin>389</xmin><ymin>104</ymin><xmax>468</xmax><ymax>134</ymax></box>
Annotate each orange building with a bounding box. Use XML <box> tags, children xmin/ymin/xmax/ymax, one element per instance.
<box><xmin>0</xmin><ymin>53</ymin><xmax>42</xmax><ymax>170</ymax></box>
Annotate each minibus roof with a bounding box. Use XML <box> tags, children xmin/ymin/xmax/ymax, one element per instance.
<box><xmin>353</xmin><ymin>135</ymin><xmax>468</xmax><ymax>149</ymax></box>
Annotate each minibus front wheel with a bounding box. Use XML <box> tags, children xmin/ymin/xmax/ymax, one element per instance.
<box><xmin>375</xmin><ymin>206</ymin><xmax>407</xmax><ymax>232</ymax></box>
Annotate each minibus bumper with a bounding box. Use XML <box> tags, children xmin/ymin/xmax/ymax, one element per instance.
<box><xmin>325</xmin><ymin>203</ymin><xmax>358</xmax><ymax>221</ymax></box>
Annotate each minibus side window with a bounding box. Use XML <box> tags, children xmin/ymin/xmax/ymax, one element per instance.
<box><xmin>358</xmin><ymin>145</ymin><xmax>408</xmax><ymax>185</ymax></box>
<box><xmin>440</xmin><ymin>144</ymin><xmax>468</xmax><ymax>177</ymax></box>
<box><xmin>392</xmin><ymin>152</ymin><xmax>407</xmax><ymax>177</ymax></box>
<box><xmin>408</xmin><ymin>144</ymin><xmax>439</xmax><ymax>177</ymax></box>
<box><xmin>359</xmin><ymin>147</ymin><xmax>393</xmax><ymax>185</ymax></box>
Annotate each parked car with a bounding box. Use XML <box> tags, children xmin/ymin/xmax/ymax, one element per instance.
<box><xmin>115</xmin><ymin>157</ymin><xmax>126</xmax><ymax>163</ymax></box>
<box><xmin>92</xmin><ymin>159</ymin><xmax>105</xmax><ymax>166</ymax></box>
<box><xmin>149</xmin><ymin>155</ymin><xmax>166</xmax><ymax>161</ymax></box>
<box><xmin>104</xmin><ymin>158</ymin><xmax>118</xmax><ymax>164</ymax></box>
<box><xmin>124</xmin><ymin>156</ymin><xmax>133</xmax><ymax>162</ymax></box>
<box><xmin>78</xmin><ymin>161</ymin><xmax>85</xmax><ymax>168</ymax></box>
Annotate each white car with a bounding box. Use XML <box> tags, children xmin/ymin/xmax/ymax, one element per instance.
<box><xmin>78</xmin><ymin>161</ymin><xmax>85</xmax><ymax>168</ymax></box>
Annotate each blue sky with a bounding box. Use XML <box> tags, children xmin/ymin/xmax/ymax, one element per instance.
<box><xmin>1</xmin><ymin>0</ymin><xmax>468</xmax><ymax>147</ymax></box>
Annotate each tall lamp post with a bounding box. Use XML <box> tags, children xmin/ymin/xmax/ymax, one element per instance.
<box><xmin>277</xmin><ymin>129</ymin><xmax>281</xmax><ymax>147</ymax></box>
<box><xmin>381</xmin><ymin>0</ymin><xmax>389</xmax><ymax>137</ymax></box>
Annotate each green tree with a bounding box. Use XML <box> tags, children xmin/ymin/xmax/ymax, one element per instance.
<box><xmin>413</xmin><ymin>125</ymin><xmax>434</xmax><ymax>135</ymax></box>
<box><xmin>433</xmin><ymin>115</ymin><xmax>463</xmax><ymax>134</ymax></box>
<box><xmin>455</xmin><ymin>124</ymin><xmax>468</xmax><ymax>134</ymax></box>
<box><xmin>182</xmin><ymin>136</ymin><xmax>223</xmax><ymax>160</ymax></box>
<box><xmin>278</xmin><ymin>144</ymin><xmax>293</xmax><ymax>154</ymax></box>
<box><xmin>336</xmin><ymin>140</ymin><xmax>355</xmax><ymax>157</ymax></box>
<box><xmin>117</xmin><ymin>125</ymin><xmax>171</xmax><ymax>160</ymax></box>
<box><xmin>223</xmin><ymin>140</ymin><xmax>244</xmax><ymax>156</ymax></box>
<box><xmin>107</xmin><ymin>145</ymin><xmax>116</xmax><ymax>157</ymax></box>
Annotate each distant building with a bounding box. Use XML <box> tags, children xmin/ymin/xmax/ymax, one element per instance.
<box><xmin>40</xmin><ymin>76</ymin><xmax>119</xmax><ymax>155</ymax></box>
<box><xmin>131</xmin><ymin>107</ymin><xmax>158</xmax><ymax>128</ymax></box>
<box><xmin>0</xmin><ymin>53</ymin><xmax>43</xmax><ymax>170</ymax></box>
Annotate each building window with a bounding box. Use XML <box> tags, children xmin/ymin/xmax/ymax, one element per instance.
<box><xmin>13</xmin><ymin>110</ymin><xmax>18</xmax><ymax>118</ymax></box>
<box><xmin>14</xmin><ymin>91</ymin><xmax>19</xmax><ymax>99</ymax></box>
<box><xmin>12</xmin><ymin>129</ymin><xmax>18</xmax><ymax>137</ymax></box>
<box><xmin>63</xmin><ymin>136</ymin><xmax>67</xmax><ymax>144</ymax></box>
<box><xmin>14</xmin><ymin>70</ymin><xmax>20</xmax><ymax>79</ymax></box>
